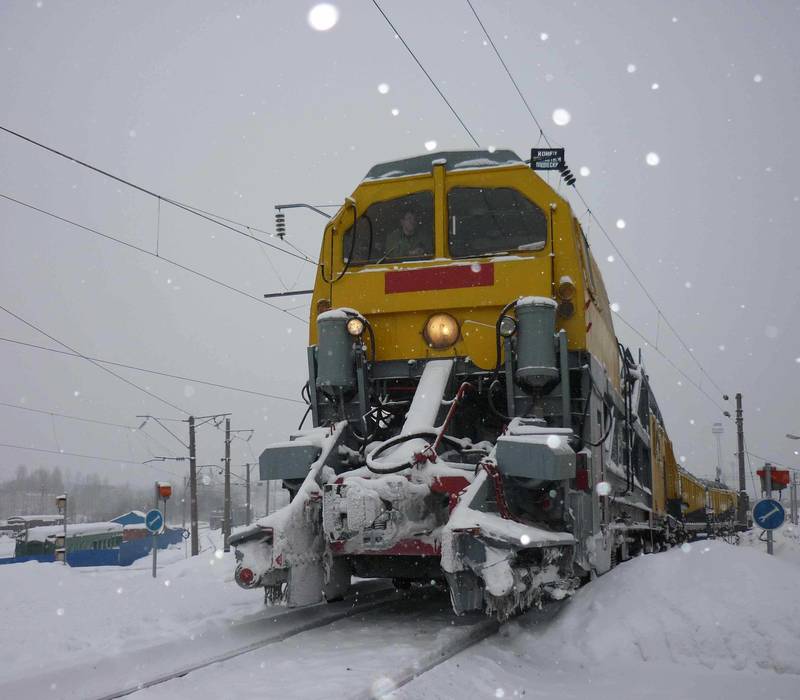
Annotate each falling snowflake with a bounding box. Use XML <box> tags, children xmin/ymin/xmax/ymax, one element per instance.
<box><xmin>495</xmin><ymin>689</ymin><xmax>506</xmax><ymax>699</ymax></box>
<box><xmin>552</xmin><ymin>108</ymin><xmax>571</xmax><ymax>126</ymax></box>
<box><xmin>627</xmin><ymin>63</ymin><xmax>637</xmax><ymax>73</ymax></box>
<box><xmin>616</xmin><ymin>219</ymin><xmax>626</xmax><ymax>229</ymax></box>
<box><xmin>610</xmin><ymin>302</ymin><xmax>620</xmax><ymax>313</ymax></box>
<box><xmin>546</xmin><ymin>435</ymin><xmax>562</xmax><ymax>449</ymax></box>
<box><xmin>753</xmin><ymin>74</ymin><xmax>763</xmax><ymax>83</ymax></box>
<box><xmin>684</xmin><ymin>281</ymin><xmax>692</xmax><ymax>289</ymax></box>
<box><xmin>424</xmin><ymin>140</ymin><xmax>437</xmax><ymax>151</ymax></box>
<box><xmin>765</xmin><ymin>325</ymin><xmax>778</xmax><ymax>339</ymax></box>
<box><xmin>607</xmin><ymin>255</ymin><xmax>615</xmax><ymax>263</ymax></box>
<box><xmin>651</xmin><ymin>83</ymin><xmax>660</xmax><ymax>90</ymax></box>
<box><xmin>470</xmin><ymin>263</ymin><xmax>482</xmax><ymax>273</ymax></box>
<box><xmin>596</xmin><ymin>481</ymin><xmax>612</xmax><ymax>496</ymax></box>
<box><xmin>689</xmin><ymin>419</ymin><xmax>695</xmax><ymax>425</ymax></box>
<box><xmin>680</xmin><ymin>542</ymin><xmax>692</xmax><ymax>553</ymax></box>
<box><xmin>391</xmin><ymin>108</ymin><xmax>399</xmax><ymax>116</ymax></box>
<box><xmin>646</xmin><ymin>152</ymin><xmax>660</xmax><ymax>166</ymax></box>
<box><xmin>371</xmin><ymin>676</ymin><xmax>396</xmax><ymax>698</ymax></box>
<box><xmin>718</xmin><ymin>344</ymin><xmax>726</xmax><ymax>351</ymax></box>
<box><xmin>307</xmin><ymin>3</ymin><xmax>339</xmax><ymax>31</ymax></box>
<box><xmin>377</xmin><ymin>82</ymin><xmax>390</xmax><ymax>94</ymax></box>
<box><xmin>56</xmin><ymin>608</ymin><xmax>65</xmax><ymax>616</ymax></box>
<box><xmin>128</xmin><ymin>129</ymin><xmax>137</xmax><ymax>138</ymax></box>
<box><xmin>579</xmin><ymin>165</ymin><xmax>590</xmax><ymax>177</ymax></box>
<box><xmin>214</xmin><ymin>549</ymin><xmax>224</xmax><ymax>559</ymax></box>
<box><xmin>540</xmin><ymin>32</ymin><xmax>548</xmax><ymax>41</ymax></box>
<box><xmin>520</xmin><ymin>534</ymin><xmax>531</xmax><ymax>545</ymax></box>
<box><xmin>183</xmin><ymin>385</ymin><xmax>195</xmax><ymax>398</ymax></box>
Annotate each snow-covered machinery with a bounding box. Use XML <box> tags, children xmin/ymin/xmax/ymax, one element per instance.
<box><xmin>231</xmin><ymin>150</ymin><xmax>738</xmax><ymax>618</ymax></box>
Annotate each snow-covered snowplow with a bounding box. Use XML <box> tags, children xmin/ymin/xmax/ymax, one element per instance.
<box><xmin>231</xmin><ymin>149</ymin><xmax>738</xmax><ymax>618</ymax></box>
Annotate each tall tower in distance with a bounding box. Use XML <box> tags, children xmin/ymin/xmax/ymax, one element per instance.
<box><xmin>712</xmin><ymin>422</ymin><xmax>724</xmax><ymax>484</ymax></box>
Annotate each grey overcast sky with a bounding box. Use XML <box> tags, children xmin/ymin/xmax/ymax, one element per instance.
<box><xmin>1</xmin><ymin>1</ymin><xmax>798</xmax><ymax>492</ymax></box>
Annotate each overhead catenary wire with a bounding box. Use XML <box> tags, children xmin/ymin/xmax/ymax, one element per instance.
<box><xmin>0</xmin><ymin>400</ymin><xmax>137</xmax><ymax>430</ymax></box>
<box><xmin>0</xmin><ymin>192</ymin><xmax>308</xmax><ymax>325</ymax></box>
<box><xmin>0</xmin><ymin>336</ymin><xmax>304</xmax><ymax>404</ymax></box>
<box><xmin>0</xmin><ymin>302</ymin><xmax>190</xmax><ymax>416</ymax></box>
<box><xmin>462</xmin><ymin>0</ymin><xmax>728</xmax><ymax>401</ymax></box>
<box><xmin>370</xmin><ymin>0</ymin><xmax>481</xmax><ymax>148</ymax></box>
<box><xmin>0</xmin><ymin>124</ymin><xmax>315</xmax><ymax>265</ymax></box>
<box><xmin>0</xmin><ymin>442</ymin><xmax>183</xmax><ymax>478</ymax></box>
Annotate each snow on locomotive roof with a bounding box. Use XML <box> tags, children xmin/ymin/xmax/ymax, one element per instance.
<box><xmin>363</xmin><ymin>149</ymin><xmax>523</xmax><ymax>181</ymax></box>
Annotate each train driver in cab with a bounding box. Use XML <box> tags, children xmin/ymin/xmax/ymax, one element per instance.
<box><xmin>383</xmin><ymin>208</ymin><xmax>433</xmax><ymax>260</ymax></box>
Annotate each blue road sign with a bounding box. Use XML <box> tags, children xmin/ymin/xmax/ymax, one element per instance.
<box><xmin>145</xmin><ymin>509</ymin><xmax>164</xmax><ymax>534</ymax></box>
<box><xmin>752</xmin><ymin>499</ymin><xmax>785</xmax><ymax>530</ymax></box>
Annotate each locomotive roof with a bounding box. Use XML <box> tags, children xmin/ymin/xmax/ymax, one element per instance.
<box><xmin>363</xmin><ymin>149</ymin><xmax>523</xmax><ymax>180</ymax></box>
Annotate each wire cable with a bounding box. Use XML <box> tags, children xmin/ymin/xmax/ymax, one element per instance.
<box><xmin>0</xmin><ymin>192</ymin><xmax>308</xmax><ymax>324</ymax></box>
<box><xmin>0</xmin><ymin>400</ymin><xmax>137</xmax><ymax>430</ymax></box>
<box><xmin>0</xmin><ymin>302</ymin><xmax>190</xmax><ymax>415</ymax></box>
<box><xmin>0</xmin><ymin>336</ymin><xmax>304</xmax><ymax>404</ymax></box>
<box><xmin>0</xmin><ymin>442</ymin><xmax>182</xmax><ymax>478</ymax></box>
<box><xmin>370</xmin><ymin>0</ymin><xmax>480</xmax><ymax>147</ymax></box>
<box><xmin>463</xmin><ymin>0</ymin><xmax>727</xmax><ymax>399</ymax></box>
<box><xmin>0</xmin><ymin>125</ymin><xmax>315</xmax><ymax>265</ymax></box>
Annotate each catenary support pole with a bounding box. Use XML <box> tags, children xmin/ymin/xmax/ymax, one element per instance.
<box><xmin>189</xmin><ymin>416</ymin><xmax>199</xmax><ymax>556</ymax></box>
<box><xmin>152</xmin><ymin>482</ymin><xmax>158</xmax><ymax>578</ymax></box>
<box><xmin>765</xmin><ymin>464</ymin><xmax>774</xmax><ymax>555</ymax></box>
<box><xmin>245</xmin><ymin>463</ymin><xmax>252</xmax><ymax>526</ymax></box>
<box><xmin>735</xmin><ymin>393</ymin><xmax>747</xmax><ymax>528</ymax></box>
<box><xmin>224</xmin><ymin>418</ymin><xmax>231</xmax><ymax>552</ymax></box>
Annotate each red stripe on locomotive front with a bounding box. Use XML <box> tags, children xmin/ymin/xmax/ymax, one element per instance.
<box><xmin>384</xmin><ymin>263</ymin><xmax>494</xmax><ymax>294</ymax></box>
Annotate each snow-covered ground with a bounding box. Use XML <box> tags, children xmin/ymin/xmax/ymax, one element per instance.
<box><xmin>0</xmin><ymin>530</ymin><xmax>265</xmax><ymax>683</ymax></box>
<box><xmin>1</xmin><ymin>528</ymin><xmax>799</xmax><ymax>699</ymax></box>
<box><xmin>396</xmin><ymin>536</ymin><xmax>800</xmax><ymax>699</ymax></box>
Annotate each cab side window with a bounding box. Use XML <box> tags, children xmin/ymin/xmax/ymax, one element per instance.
<box><xmin>447</xmin><ymin>187</ymin><xmax>547</xmax><ymax>258</ymax></box>
<box><xmin>342</xmin><ymin>191</ymin><xmax>434</xmax><ymax>264</ymax></box>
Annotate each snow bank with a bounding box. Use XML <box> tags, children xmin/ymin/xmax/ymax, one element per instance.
<box><xmin>396</xmin><ymin>540</ymin><xmax>800</xmax><ymax>700</ymax></box>
<box><xmin>513</xmin><ymin>541</ymin><xmax>800</xmax><ymax>673</ymax></box>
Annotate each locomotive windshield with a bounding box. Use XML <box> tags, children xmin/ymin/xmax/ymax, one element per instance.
<box><xmin>447</xmin><ymin>187</ymin><xmax>547</xmax><ymax>257</ymax></box>
<box><xmin>342</xmin><ymin>191</ymin><xmax>434</xmax><ymax>264</ymax></box>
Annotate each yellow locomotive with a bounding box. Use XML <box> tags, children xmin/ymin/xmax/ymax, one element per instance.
<box><xmin>231</xmin><ymin>149</ymin><xmax>738</xmax><ymax>618</ymax></box>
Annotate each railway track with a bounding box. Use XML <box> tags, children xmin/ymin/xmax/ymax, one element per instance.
<box><xmin>0</xmin><ymin>581</ymin><xmax>400</xmax><ymax>700</ymax></box>
<box><xmin>0</xmin><ymin>578</ymin><xmax>564</xmax><ymax>700</ymax></box>
<box><xmin>118</xmin><ymin>590</ymin><xmax>566</xmax><ymax>700</ymax></box>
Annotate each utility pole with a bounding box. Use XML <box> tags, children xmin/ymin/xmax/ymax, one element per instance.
<box><xmin>245</xmin><ymin>463</ymin><xmax>252</xmax><ymax>526</ymax></box>
<box><xmin>224</xmin><ymin>418</ymin><xmax>231</xmax><ymax>552</ymax></box>
<box><xmin>735</xmin><ymin>393</ymin><xmax>748</xmax><ymax>528</ymax></box>
<box><xmin>764</xmin><ymin>464</ymin><xmax>774</xmax><ymax>555</ymax></box>
<box><xmin>791</xmin><ymin>471</ymin><xmax>798</xmax><ymax>527</ymax></box>
<box><xmin>189</xmin><ymin>416</ymin><xmax>199</xmax><ymax>556</ymax></box>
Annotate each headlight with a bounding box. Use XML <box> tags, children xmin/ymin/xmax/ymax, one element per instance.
<box><xmin>557</xmin><ymin>276</ymin><xmax>576</xmax><ymax>300</ymax></box>
<box><xmin>424</xmin><ymin>313</ymin><xmax>459</xmax><ymax>349</ymax></box>
<box><xmin>346</xmin><ymin>317</ymin><xmax>365</xmax><ymax>336</ymax></box>
<box><xmin>499</xmin><ymin>315</ymin><xmax>517</xmax><ymax>338</ymax></box>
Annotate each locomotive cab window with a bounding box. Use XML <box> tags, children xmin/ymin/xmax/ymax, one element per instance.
<box><xmin>447</xmin><ymin>187</ymin><xmax>547</xmax><ymax>258</ymax></box>
<box><xmin>342</xmin><ymin>191</ymin><xmax>434</xmax><ymax>264</ymax></box>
